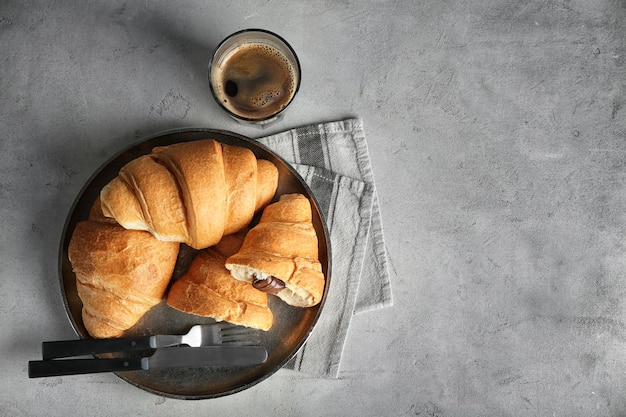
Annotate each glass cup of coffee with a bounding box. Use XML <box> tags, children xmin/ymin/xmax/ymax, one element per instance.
<box><xmin>209</xmin><ymin>29</ymin><xmax>301</xmax><ymax>125</ymax></box>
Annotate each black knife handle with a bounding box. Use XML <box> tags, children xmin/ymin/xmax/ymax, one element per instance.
<box><xmin>28</xmin><ymin>358</ymin><xmax>144</xmax><ymax>378</ymax></box>
<box><xmin>42</xmin><ymin>337</ymin><xmax>152</xmax><ymax>359</ymax></box>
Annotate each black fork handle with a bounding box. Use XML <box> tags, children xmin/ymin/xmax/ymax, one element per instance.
<box><xmin>42</xmin><ymin>336</ymin><xmax>152</xmax><ymax>359</ymax></box>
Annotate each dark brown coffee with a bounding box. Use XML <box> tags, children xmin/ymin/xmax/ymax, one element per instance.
<box><xmin>213</xmin><ymin>43</ymin><xmax>297</xmax><ymax>120</ymax></box>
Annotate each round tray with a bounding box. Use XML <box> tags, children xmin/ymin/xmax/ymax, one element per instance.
<box><xmin>58</xmin><ymin>128</ymin><xmax>330</xmax><ymax>399</ymax></box>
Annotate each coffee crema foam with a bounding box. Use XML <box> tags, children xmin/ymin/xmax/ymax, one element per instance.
<box><xmin>214</xmin><ymin>43</ymin><xmax>297</xmax><ymax>120</ymax></box>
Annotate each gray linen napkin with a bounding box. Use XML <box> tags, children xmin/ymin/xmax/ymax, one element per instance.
<box><xmin>256</xmin><ymin>118</ymin><xmax>393</xmax><ymax>378</ymax></box>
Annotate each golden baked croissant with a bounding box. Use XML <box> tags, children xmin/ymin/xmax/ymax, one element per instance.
<box><xmin>225</xmin><ymin>193</ymin><xmax>325</xmax><ymax>308</ymax></box>
<box><xmin>167</xmin><ymin>231</ymin><xmax>273</xmax><ymax>330</ymax></box>
<box><xmin>100</xmin><ymin>139</ymin><xmax>278</xmax><ymax>249</ymax></box>
<box><xmin>68</xmin><ymin>202</ymin><xmax>180</xmax><ymax>338</ymax></box>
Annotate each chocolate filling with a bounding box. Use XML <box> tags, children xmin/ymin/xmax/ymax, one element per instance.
<box><xmin>252</xmin><ymin>275</ymin><xmax>285</xmax><ymax>294</ymax></box>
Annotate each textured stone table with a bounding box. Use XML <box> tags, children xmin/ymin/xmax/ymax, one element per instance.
<box><xmin>2</xmin><ymin>1</ymin><xmax>626</xmax><ymax>415</ymax></box>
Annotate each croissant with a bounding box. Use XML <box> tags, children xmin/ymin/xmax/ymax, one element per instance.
<box><xmin>225</xmin><ymin>193</ymin><xmax>325</xmax><ymax>308</ymax></box>
<box><xmin>167</xmin><ymin>231</ymin><xmax>273</xmax><ymax>330</ymax></box>
<box><xmin>100</xmin><ymin>139</ymin><xmax>278</xmax><ymax>249</ymax></box>
<box><xmin>68</xmin><ymin>202</ymin><xmax>180</xmax><ymax>338</ymax></box>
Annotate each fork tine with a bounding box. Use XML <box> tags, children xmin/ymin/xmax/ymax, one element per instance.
<box><xmin>218</xmin><ymin>325</ymin><xmax>258</xmax><ymax>334</ymax></box>
<box><xmin>214</xmin><ymin>322</ymin><xmax>254</xmax><ymax>329</ymax></box>
<box><xmin>216</xmin><ymin>322</ymin><xmax>256</xmax><ymax>334</ymax></box>
<box><xmin>219</xmin><ymin>337</ymin><xmax>262</xmax><ymax>345</ymax></box>
<box><xmin>214</xmin><ymin>322</ymin><xmax>243</xmax><ymax>331</ymax></box>
<box><xmin>218</xmin><ymin>324</ymin><xmax>263</xmax><ymax>345</ymax></box>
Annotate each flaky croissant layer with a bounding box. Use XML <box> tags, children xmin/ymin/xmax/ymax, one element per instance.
<box><xmin>68</xmin><ymin>220</ymin><xmax>180</xmax><ymax>338</ymax></box>
<box><xmin>100</xmin><ymin>139</ymin><xmax>278</xmax><ymax>249</ymax></box>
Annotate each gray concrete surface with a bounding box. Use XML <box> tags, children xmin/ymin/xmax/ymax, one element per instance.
<box><xmin>2</xmin><ymin>0</ymin><xmax>626</xmax><ymax>416</ymax></box>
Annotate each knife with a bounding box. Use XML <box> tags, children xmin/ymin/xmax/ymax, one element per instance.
<box><xmin>28</xmin><ymin>345</ymin><xmax>268</xmax><ymax>378</ymax></box>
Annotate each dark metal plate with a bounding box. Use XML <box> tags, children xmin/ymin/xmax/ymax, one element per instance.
<box><xmin>58</xmin><ymin>128</ymin><xmax>331</xmax><ymax>399</ymax></box>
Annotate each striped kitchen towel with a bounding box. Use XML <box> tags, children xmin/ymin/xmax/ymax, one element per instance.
<box><xmin>256</xmin><ymin>118</ymin><xmax>393</xmax><ymax>378</ymax></box>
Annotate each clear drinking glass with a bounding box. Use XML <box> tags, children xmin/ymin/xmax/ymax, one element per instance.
<box><xmin>209</xmin><ymin>29</ymin><xmax>301</xmax><ymax>125</ymax></box>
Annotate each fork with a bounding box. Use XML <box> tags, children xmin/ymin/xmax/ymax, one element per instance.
<box><xmin>41</xmin><ymin>323</ymin><xmax>263</xmax><ymax>360</ymax></box>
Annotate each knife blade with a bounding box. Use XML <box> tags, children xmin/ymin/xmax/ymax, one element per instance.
<box><xmin>145</xmin><ymin>345</ymin><xmax>268</xmax><ymax>369</ymax></box>
<box><xmin>28</xmin><ymin>346</ymin><xmax>268</xmax><ymax>378</ymax></box>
